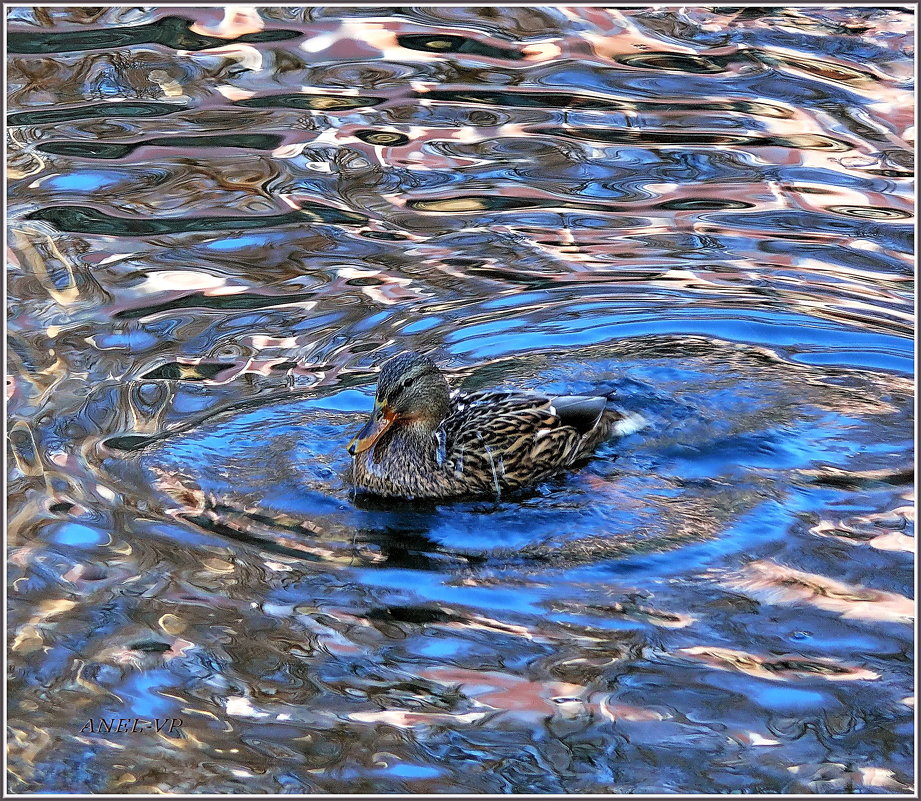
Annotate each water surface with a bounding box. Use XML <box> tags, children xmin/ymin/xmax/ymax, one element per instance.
<box><xmin>6</xmin><ymin>5</ymin><xmax>915</xmax><ymax>794</ymax></box>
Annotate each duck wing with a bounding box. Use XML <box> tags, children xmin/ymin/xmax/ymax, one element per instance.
<box><xmin>549</xmin><ymin>395</ymin><xmax>608</xmax><ymax>435</ymax></box>
<box><xmin>441</xmin><ymin>390</ymin><xmax>602</xmax><ymax>491</ymax></box>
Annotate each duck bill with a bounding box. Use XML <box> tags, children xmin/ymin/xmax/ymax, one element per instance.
<box><xmin>347</xmin><ymin>405</ymin><xmax>396</xmax><ymax>455</ymax></box>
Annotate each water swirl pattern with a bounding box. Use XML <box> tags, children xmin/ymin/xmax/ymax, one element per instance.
<box><xmin>6</xmin><ymin>6</ymin><xmax>915</xmax><ymax>794</ymax></box>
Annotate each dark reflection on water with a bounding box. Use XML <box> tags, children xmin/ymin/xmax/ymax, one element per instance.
<box><xmin>6</xmin><ymin>5</ymin><xmax>914</xmax><ymax>794</ymax></box>
<box><xmin>7</xmin><ymin>14</ymin><xmax>302</xmax><ymax>54</ymax></box>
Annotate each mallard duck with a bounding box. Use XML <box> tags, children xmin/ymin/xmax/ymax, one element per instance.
<box><xmin>347</xmin><ymin>352</ymin><xmax>631</xmax><ymax>499</ymax></box>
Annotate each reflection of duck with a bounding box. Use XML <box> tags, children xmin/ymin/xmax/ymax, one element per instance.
<box><xmin>348</xmin><ymin>352</ymin><xmax>630</xmax><ymax>500</ymax></box>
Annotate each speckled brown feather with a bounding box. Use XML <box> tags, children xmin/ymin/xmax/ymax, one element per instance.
<box><xmin>351</xmin><ymin>373</ymin><xmax>625</xmax><ymax>499</ymax></box>
<box><xmin>445</xmin><ymin>390</ymin><xmax>620</xmax><ymax>490</ymax></box>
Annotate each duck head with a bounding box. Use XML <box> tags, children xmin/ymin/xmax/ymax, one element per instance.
<box><xmin>347</xmin><ymin>352</ymin><xmax>451</xmax><ymax>456</ymax></box>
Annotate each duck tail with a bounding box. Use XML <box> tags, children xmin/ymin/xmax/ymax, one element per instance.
<box><xmin>610</xmin><ymin>410</ymin><xmax>647</xmax><ymax>437</ymax></box>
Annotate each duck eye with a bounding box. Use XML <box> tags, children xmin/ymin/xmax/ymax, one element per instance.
<box><xmin>385</xmin><ymin>375</ymin><xmax>415</xmax><ymax>403</ymax></box>
<box><xmin>390</xmin><ymin>377</ymin><xmax>413</xmax><ymax>399</ymax></box>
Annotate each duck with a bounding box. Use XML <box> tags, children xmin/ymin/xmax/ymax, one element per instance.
<box><xmin>347</xmin><ymin>352</ymin><xmax>631</xmax><ymax>499</ymax></box>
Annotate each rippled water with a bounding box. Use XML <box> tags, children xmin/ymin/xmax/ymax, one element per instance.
<box><xmin>6</xmin><ymin>6</ymin><xmax>915</xmax><ymax>794</ymax></box>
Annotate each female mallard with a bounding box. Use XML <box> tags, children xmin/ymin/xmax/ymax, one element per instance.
<box><xmin>347</xmin><ymin>352</ymin><xmax>633</xmax><ymax>499</ymax></box>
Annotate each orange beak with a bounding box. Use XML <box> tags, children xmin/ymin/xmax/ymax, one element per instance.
<box><xmin>347</xmin><ymin>401</ymin><xmax>397</xmax><ymax>456</ymax></box>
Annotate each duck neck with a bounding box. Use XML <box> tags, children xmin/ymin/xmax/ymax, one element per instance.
<box><xmin>354</xmin><ymin>414</ymin><xmax>452</xmax><ymax>498</ymax></box>
<box><xmin>385</xmin><ymin>420</ymin><xmax>441</xmax><ymax>469</ymax></box>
